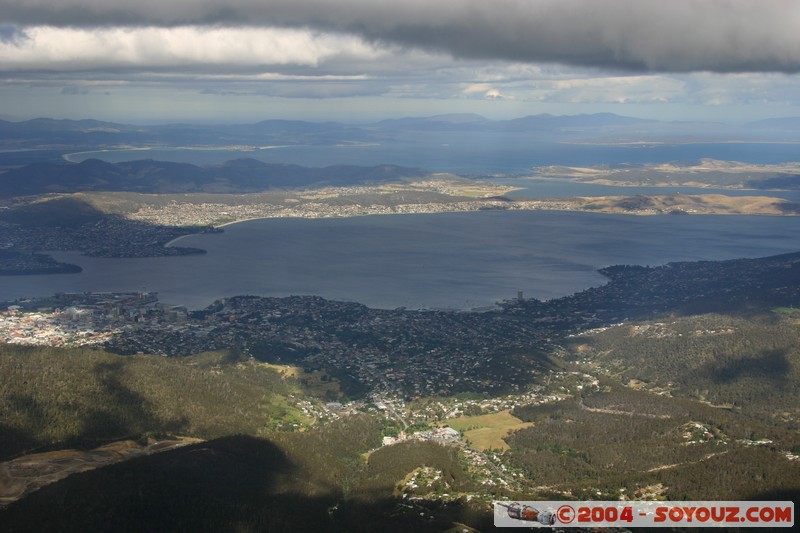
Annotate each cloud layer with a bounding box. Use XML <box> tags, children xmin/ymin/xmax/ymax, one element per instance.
<box><xmin>1</xmin><ymin>0</ymin><xmax>799</xmax><ymax>73</ymax></box>
<box><xmin>1</xmin><ymin>1</ymin><xmax>799</xmax><ymax>123</ymax></box>
<box><xmin>0</xmin><ymin>26</ymin><xmax>382</xmax><ymax>71</ymax></box>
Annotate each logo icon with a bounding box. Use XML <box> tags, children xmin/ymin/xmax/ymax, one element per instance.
<box><xmin>557</xmin><ymin>504</ymin><xmax>576</xmax><ymax>524</ymax></box>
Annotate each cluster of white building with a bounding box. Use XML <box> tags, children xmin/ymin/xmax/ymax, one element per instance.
<box><xmin>0</xmin><ymin>308</ymin><xmax>119</xmax><ymax>347</ymax></box>
<box><xmin>381</xmin><ymin>426</ymin><xmax>461</xmax><ymax>447</ymax></box>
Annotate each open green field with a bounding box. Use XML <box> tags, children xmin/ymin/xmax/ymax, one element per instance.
<box><xmin>445</xmin><ymin>410</ymin><xmax>533</xmax><ymax>451</ymax></box>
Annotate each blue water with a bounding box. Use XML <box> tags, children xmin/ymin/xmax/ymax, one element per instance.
<box><xmin>497</xmin><ymin>177</ymin><xmax>800</xmax><ymax>202</ymax></box>
<box><xmin>2</xmin><ymin>211</ymin><xmax>798</xmax><ymax>310</ymax></box>
<box><xmin>66</xmin><ymin>139</ymin><xmax>800</xmax><ymax>175</ymax></box>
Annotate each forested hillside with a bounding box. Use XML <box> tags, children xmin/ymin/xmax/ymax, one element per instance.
<box><xmin>563</xmin><ymin>311</ymin><xmax>800</xmax><ymax>419</ymax></box>
<box><xmin>0</xmin><ymin>346</ymin><xmax>329</xmax><ymax>459</ymax></box>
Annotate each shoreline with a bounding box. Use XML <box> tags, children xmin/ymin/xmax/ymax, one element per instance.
<box><xmin>62</xmin><ymin>144</ymin><xmax>297</xmax><ymax>164</ymax></box>
<box><xmin>164</xmin><ymin>218</ymin><xmax>261</xmax><ymax>247</ymax></box>
<box><xmin>158</xmin><ymin>193</ymin><xmax>800</xmax><ymax>239</ymax></box>
<box><xmin>62</xmin><ymin>147</ymin><xmax>153</xmax><ymax>163</ymax></box>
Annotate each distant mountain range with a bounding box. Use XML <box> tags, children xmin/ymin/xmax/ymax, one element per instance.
<box><xmin>4</xmin><ymin>112</ymin><xmax>795</xmax><ymax>152</ymax></box>
<box><xmin>0</xmin><ymin>159</ymin><xmax>426</xmax><ymax>197</ymax></box>
<box><xmin>0</xmin><ymin>112</ymin><xmax>653</xmax><ymax>135</ymax></box>
<box><xmin>1</xmin><ymin>113</ymin><xmax>798</xmax><ymax>190</ymax></box>
<box><xmin>0</xmin><ymin>117</ymin><xmax>372</xmax><ymax>150</ymax></box>
<box><xmin>744</xmin><ymin>116</ymin><xmax>800</xmax><ymax>130</ymax></box>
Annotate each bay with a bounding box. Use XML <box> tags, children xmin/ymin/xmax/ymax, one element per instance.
<box><xmin>498</xmin><ymin>177</ymin><xmax>800</xmax><ymax>202</ymax></box>
<box><xmin>1</xmin><ymin>211</ymin><xmax>798</xmax><ymax>310</ymax></box>
<box><xmin>65</xmin><ymin>140</ymin><xmax>800</xmax><ymax>175</ymax></box>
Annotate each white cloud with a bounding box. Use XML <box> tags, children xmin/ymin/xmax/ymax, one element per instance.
<box><xmin>537</xmin><ymin>76</ymin><xmax>686</xmax><ymax>104</ymax></box>
<box><xmin>462</xmin><ymin>83</ymin><xmax>507</xmax><ymax>100</ymax></box>
<box><xmin>0</xmin><ymin>25</ymin><xmax>384</xmax><ymax>70</ymax></box>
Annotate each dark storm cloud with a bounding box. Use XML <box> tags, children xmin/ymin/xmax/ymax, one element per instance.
<box><xmin>1</xmin><ymin>0</ymin><xmax>799</xmax><ymax>73</ymax></box>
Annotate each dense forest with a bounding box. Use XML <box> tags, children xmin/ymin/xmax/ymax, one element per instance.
<box><xmin>563</xmin><ymin>311</ymin><xmax>800</xmax><ymax>420</ymax></box>
<box><xmin>509</xmin><ymin>386</ymin><xmax>800</xmax><ymax>500</ymax></box>
<box><xmin>0</xmin><ymin>346</ymin><xmax>318</xmax><ymax>459</ymax></box>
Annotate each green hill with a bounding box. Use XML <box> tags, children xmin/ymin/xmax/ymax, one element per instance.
<box><xmin>0</xmin><ymin>346</ymin><xmax>333</xmax><ymax>459</ymax></box>
<box><xmin>508</xmin><ymin>386</ymin><xmax>800</xmax><ymax>501</ymax></box>
<box><xmin>563</xmin><ymin>311</ymin><xmax>800</xmax><ymax>420</ymax></box>
<box><xmin>0</xmin><ymin>159</ymin><xmax>424</xmax><ymax>198</ymax></box>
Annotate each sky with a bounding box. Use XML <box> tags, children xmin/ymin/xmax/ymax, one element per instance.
<box><xmin>1</xmin><ymin>0</ymin><xmax>800</xmax><ymax>124</ymax></box>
